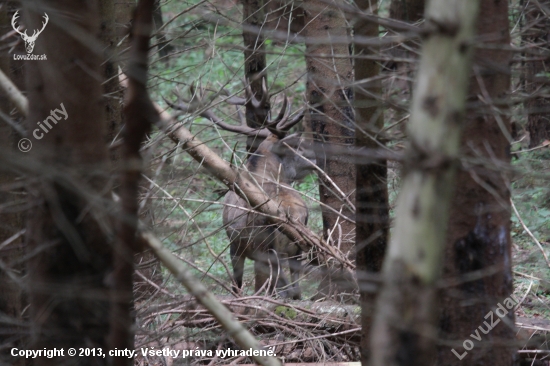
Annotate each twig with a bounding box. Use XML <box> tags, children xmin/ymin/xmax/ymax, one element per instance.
<box><xmin>143</xmin><ymin>230</ymin><xmax>282</xmax><ymax>366</ymax></box>
<box><xmin>511</xmin><ymin>199</ymin><xmax>550</xmax><ymax>269</ymax></box>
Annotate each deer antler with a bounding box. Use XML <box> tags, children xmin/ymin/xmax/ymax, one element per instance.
<box><xmin>244</xmin><ymin>78</ymin><xmax>269</xmax><ymax>111</ymax></box>
<box><xmin>228</xmin><ymin>78</ymin><xmax>304</xmax><ymax>137</ymax></box>
<box><xmin>167</xmin><ymin>79</ymin><xmax>304</xmax><ymax>138</ymax></box>
<box><xmin>165</xmin><ymin>86</ymin><xmax>271</xmax><ymax>138</ymax></box>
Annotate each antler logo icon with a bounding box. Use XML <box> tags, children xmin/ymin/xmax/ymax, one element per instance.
<box><xmin>11</xmin><ymin>11</ymin><xmax>49</xmax><ymax>54</ymax></box>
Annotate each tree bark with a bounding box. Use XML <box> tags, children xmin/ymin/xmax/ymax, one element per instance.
<box><xmin>524</xmin><ymin>0</ymin><xmax>550</xmax><ymax>148</ymax></box>
<box><xmin>241</xmin><ymin>0</ymin><xmax>270</xmax><ymax>152</ymax></box>
<box><xmin>153</xmin><ymin>0</ymin><xmax>174</xmax><ymax>59</ymax></box>
<box><xmin>389</xmin><ymin>0</ymin><xmax>425</xmax><ymax>23</ymax></box>
<box><xmin>115</xmin><ymin>0</ymin><xmax>135</xmax><ymax>64</ymax></box>
<box><xmin>303</xmin><ymin>0</ymin><xmax>356</xmax><ymax>298</ymax></box>
<box><xmin>108</xmin><ymin>1</ymin><xmax>156</xmax><ymax>365</ymax></box>
<box><xmin>436</xmin><ymin>0</ymin><xmax>516</xmax><ymax>365</ymax></box>
<box><xmin>99</xmin><ymin>0</ymin><xmax>123</xmax><ymax>166</ymax></box>
<box><xmin>353</xmin><ymin>1</ymin><xmax>388</xmax><ymax>364</ymax></box>
<box><xmin>369</xmin><ymin>0</ymin><xmax>480</xmax><ymax>365</ymax></box>
<box><xmin>24</xmin><ymin>1</ymin><xmax>112</xmax><ymax>365</ymax></box>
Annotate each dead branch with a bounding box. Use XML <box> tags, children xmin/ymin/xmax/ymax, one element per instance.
<box><xmin>511</xmin><ymin>199</ymin><xmax>550</xmax><ymax>268</ymax></box>
<box><xmin>140</xmin><ymin>295</ymin><xmax>361</xmax><ymax>331</ymax></box>
<box><xmin>143</xmin><ymin>231</ymin><xmax>282</xmax><ymax>366</ymax></box>
<box><xmin>0</xmin><ymin>67</ymin><xmax>28</xmax><ymax>116</ymax></box>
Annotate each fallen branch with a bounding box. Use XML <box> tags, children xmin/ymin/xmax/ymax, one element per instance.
<box><xmin>140</xmin><ymin>295</ymin><xmax>360</xmax><ymax>331</ymax></box>
<box><xmin>143</xmin><ymin>231</ymin><xmax>282</xmax><ymax>366</ymax></box>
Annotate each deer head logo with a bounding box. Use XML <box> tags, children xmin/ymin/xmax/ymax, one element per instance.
<box><xmin>11</xmin><ymin>11</ymin><xmax>49</xmax><ymax>54</ymax></box>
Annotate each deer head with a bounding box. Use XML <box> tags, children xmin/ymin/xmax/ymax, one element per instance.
<box><xmin>12</xmin><ymin>11</ymin><xmax>49</xmax><ymax>54</ymax></box>
<box><xmin>167</xmin><ymin>79</ymin><xmax>316</xmax><ymax>182</ymax></box>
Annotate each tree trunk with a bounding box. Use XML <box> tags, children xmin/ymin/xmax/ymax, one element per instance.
<box><xmin>109</xmin><ymin>2</ymin><xmax>156</xmax><ymax>365</ymax></box>
<box><xmin>369</xmin><ymin>0</ymin><xmax>480</xmax><ymax>364</ymax></box>
<box><xmin>386</xmin><ymin>0</ymin><xmax>424</xmax><ymax>132</ymax></box>
<box><xmin>303</xmin><ymin>0</ymin><xmax>356</xmax><ymax>298</ymax></box>
<box><xmin>116</xmin><ymin>0</ymin><xmax>135</xmax><ymax>64</ymax></box>
<box><xmin>99</xmin><ymin>0</ymin><xmax>123</xmax><ymax>166</ymax></box>
<box><xmin>353</xmin><ymin>0</ymin><xmax>388</xmax><ymax>363</ymax></box>
<box><xmin>24</xmin><ymin>2</ymin><xmax>112</xmax><ymax>365</ymax></box>
<box><xmin>153</xmin><ymin>0</ymin><xmax>174</xmax><ymax>59</ymax></box>
<box><xmin>524</xmin><ymin>0</ymin><xmax>550</xmax><ymax>148</ymax></box>
<box><xmin>436</xmin><ymin>0</ymin><xmax>516</xmax><ymax>365</ymax></box>
<box><xmin>389</xmin><ymin>0</ymin><xmax>425</xmax><ymax>23</ymax></box>
<box><xmin>241</xmin><ymin>0</ymin><xmax>269</xmax><ymax>153</ymax></box>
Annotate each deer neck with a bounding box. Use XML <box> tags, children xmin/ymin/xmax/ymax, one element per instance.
<box><xmin>246</xmin><ymin>151</ymin><xmax>290</xmax><ymax>186</ymax></box>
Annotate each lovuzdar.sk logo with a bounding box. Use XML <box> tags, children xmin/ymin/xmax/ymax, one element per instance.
<box><xmin>11</xmin><ymin>10</ymin><xmax>48</xmax><ymax>61</ymax></box>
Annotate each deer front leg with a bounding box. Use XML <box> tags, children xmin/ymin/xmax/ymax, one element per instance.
<box><xmin>254</xmin><ymin>249</ymin><xmax>291</xmax><ymax>298</ymax></box>
<box><xmin>230</xmin><ymin>242</ymin><xmax>245</xmax><ymax>296</ymax></box>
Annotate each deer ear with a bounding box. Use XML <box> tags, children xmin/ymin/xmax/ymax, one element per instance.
<box><xmin>278</xmin><ymin>133</ymin><xmax>301</xmax><ymax>147</ymax></box>
<box><xmin>271</xmin><ymin>133</ymin><xmax>299</xmax><ymax>156</ymax></box>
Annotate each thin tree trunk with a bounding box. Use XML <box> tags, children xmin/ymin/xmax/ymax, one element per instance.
<box><xmin>116</xmin><ymin>0</ymin><xmax>135</xmax><ymax>65</ymax></box>
<box><xmin>153</xmin><ymin>0</ymin><xmax>174</xmax><ymax>59</ymax></box>
<box><xmin>353</xmin><ymin>1</ymin><xmax>388</xmax><ymax>363</ymax></box>
<box><xmin>303</xmin><ymin>0</ymin><xmax>356</xmax><ymax>298</ymax></box>
<box><xmin>386</xmin><ymin>0</ymin><xmax>424</xmax><ymax>131</ymax></box>
<box><xmin>241</xmin><ymin>0</ymin><xmax>269</xmax><ymax>152</ymax></box>
<box><xmin>99</xmin><ymin>0</ymin><xmax>123</xmax><ymax>166</ymax></box>
<box><xmin>24</xmin><ymin>2</ymin><xmax>112</xmax><ymax>365</ymax></box>
<box><xmin>436</xmin><ymin>0</ymin><xmax>516</xmax><ymax>364</ymax></box>
<box><xmin>369</xmin><ymin>0</ymin><xmax>480</xmax><ymax>364</ymax></box>
<box><xmin>525</xmin><ymin>0</ymin><xmax>550</xmax><ymax>148</ymax></box>
<box><xmin>100</xmin><ymin>0</ymin><xmax>162</xmax><ymax>302</ymax></box>
<box><xmin>108</xmin><ymin>1</ymin><xmax>156</xmax><ymax>365</ymax></box>
<box><xmin>389</xmin><ymin>0</ymin><xmax>424</xmax><ymax>22</ymax></box>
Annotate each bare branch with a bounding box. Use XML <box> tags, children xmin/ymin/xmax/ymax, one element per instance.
<box><xmin>0</xmin><ymin>67</ymin><xmax>28</xmax><ymax>117</ymax></box>
<box><xmin>143</xmin><ymin>231</ymin><xmax>282</xmax><ymax>366</ymax></box>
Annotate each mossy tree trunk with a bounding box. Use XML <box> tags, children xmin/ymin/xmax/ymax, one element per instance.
<box><xmin>436</xmin><ymin>0</ymin><xmax>516</xmax><ymax>364</ymax></box>
<box><xmin>24</xmin><ymin>1</ymin><xmax>113</xmax><ymax>364</ymax></box>
<box><xmin>369</xmin><ymin>0</ymin><xmax>480</xmax><ymax>365</ymax></box>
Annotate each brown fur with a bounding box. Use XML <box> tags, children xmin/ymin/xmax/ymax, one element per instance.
<box><xmin>223</xmin><ymin>134</ymin><xmax>315</xmax><ymax>299</ymax></box>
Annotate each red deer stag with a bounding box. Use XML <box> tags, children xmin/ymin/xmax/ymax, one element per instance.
<box><xmin>221</xmin><ymin>82</ymin><xmax>316</xmax><ymax>299</ymax></box>
<box><xmin>169</xmin><ymin>81</ymin><xmax>316</xmax><ymax>299</ymax></box>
